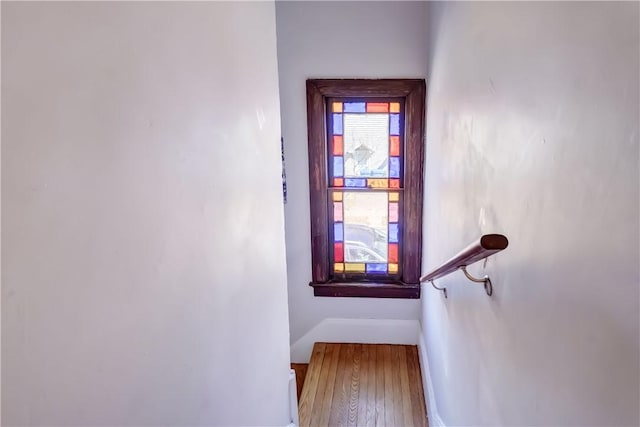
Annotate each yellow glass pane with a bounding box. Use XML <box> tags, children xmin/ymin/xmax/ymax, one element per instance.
<box><xmin>389</xmin><ymin>192</ymin><xmax>400</xmax><ymax>202</ymax></box>
<box><xmin>334</xmin><ymin>263</ymin><xmax>344</xmax><ymax>272</ymax></box>
<box><xmin>333</xmin><ymin>102</ymin><xmax>343</xmax><ymax>113</ymax></box>
<box><xmin>345</xmin><ymin>263</ymin><xmax>366</xmax><ymax>273</ymax></box>
<box><xmin>333</xmin><ymin>191</ymin><xmax>343</xmax><ymax>201</ymax></box>
<box><xmin>388</xmin><ymin>263</ymin><xmax>399</xmax><ymax>273</ymax></box>
<box><xmin>367</xmin><ymin>178</ymin><xmax>389</xmax><ymax>188</ymax></box>
<box><xmin>390</xmin><ymin>102</ymin><xmax>400</xmax><ymax>113</ymax></box>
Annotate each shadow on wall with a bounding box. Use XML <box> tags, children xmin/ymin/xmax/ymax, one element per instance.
<box><xmin>424</xmin><ymin>251</ymin><xmax>639</xmax><ymax>425</ymax></box>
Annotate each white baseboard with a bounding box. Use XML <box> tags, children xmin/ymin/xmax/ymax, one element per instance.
<box><xmin>290</xmin><ymin>318</ymin><xmax>420</xmax><ymax>363</ymax></box>
<box><xmin>417</xmin><ymin>327</ymin><xmax>445</xmax><ymax>427</ymax></box>
<box><xmin>288</xmin><ymin>369</ymin><xmax>299</xmax><ymax>427</ymax></box>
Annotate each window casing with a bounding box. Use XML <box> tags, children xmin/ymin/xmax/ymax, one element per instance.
<box><xmin>306</xmin><ymin>79</ymin><xmax>426</xmax><ymax>298</ymax></box>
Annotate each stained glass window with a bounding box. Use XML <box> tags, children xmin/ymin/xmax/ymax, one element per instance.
<box><xmin>306</xmin><ymin>79</ymin><xmax>425</xmax><ymax>298</ymax></box>
<box><xmin>329</xmin><ymin>100</ymin><xmax>404</xmax><ymax>278</ymax></box>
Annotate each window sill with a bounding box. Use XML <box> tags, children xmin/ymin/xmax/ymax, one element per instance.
<box><xmin>309</xmin><ymin>281</ymin><xmax>420</xmax><ymax>299</ymax></box>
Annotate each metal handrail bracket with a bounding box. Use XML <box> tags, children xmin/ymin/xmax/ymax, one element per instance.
<box><xmin>420</xmin><ymin>234</ymin><xmax>508</xmax><ymax>297</ymax></box>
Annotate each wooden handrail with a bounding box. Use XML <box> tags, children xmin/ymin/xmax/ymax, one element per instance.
<box><xmin>420</xmin><ymin>234</ymin><xmax>508</xmax><ymax>297</ymax></box>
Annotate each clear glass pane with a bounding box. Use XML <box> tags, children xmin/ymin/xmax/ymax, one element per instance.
<box><xmin>343</xmin><ymin>113</ymin><xmax>389</xmax><ymax>178</ymax></box>
<box><xmin>343</xmin><ymin>192</ymin><xmax>388</xmax><ymax>262</ymax></box>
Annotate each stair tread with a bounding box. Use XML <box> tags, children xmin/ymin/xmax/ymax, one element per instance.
<box><xmin>298</xmin><ymin>342</ymin><xmax>428</xmax><ymax>427</ymax></box>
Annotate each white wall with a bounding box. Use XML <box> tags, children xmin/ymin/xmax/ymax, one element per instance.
<box><xmin>422</xmin><ymin>2</ymin><xmax>639</xmax><ymax>426</ymax></box>
<box><xmin>2</xmin><ymin>2</ymin><xmax>292</xmax><ymax>425</ymax></box>
<box><xmin>276</xmin><ymin>1</ymin><xmax>428</xmax><ymax>351</ymax></box>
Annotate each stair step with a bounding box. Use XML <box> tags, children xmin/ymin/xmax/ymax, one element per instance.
<box><xmin>291</xmin><ymin>363</ymin><xmax>309</xmax><ymax>401</ymax></box>
<box><xmin>298</xmin><ymin>342</ymin><xmax>428</xmax><ymax>427</ymax></box>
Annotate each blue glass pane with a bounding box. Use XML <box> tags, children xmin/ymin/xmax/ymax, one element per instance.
<box><xmin>343</xmin><ymin>102</ymin><xmax>366</xmax><ymax>113</ymax></box>
<box><xmin>389</xmin><ymin>224</ymin><xmax>399</xmax><ymax>243</ymax></box>
<box><xmin>334</xmin><ymin>223</ymin><xmax>344</xmax><ymax>242</ymax></box>
<box><xmin>345</xmin><ymin>178</ymin><xmax>366</xmax><ymax>188</ymax></box>
<box><xmin>333</xmin><ymin>157</ymin><xmax>344</xmax><ymax>177</ymax></box>
<box><xmin>366</xmin><ymin>263</ymin><xmax>387</xmax><ymax>273</ymax></box>
<box><xmin>333</xmin><ymin>114</ymin><xmax>343</xmax><ymax>135</ymax></box>
<box><xmin>390</xmin><ymin>157</ymin><xmax>400</xmax><ymax>178</ymax></box>
<box><xmin>390</xmin><ymin>114</ymin><xmax>400</xmax><ymax>135</ymax></box>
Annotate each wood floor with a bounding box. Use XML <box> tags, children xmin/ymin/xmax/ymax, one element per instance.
<box><xmin>298</xmin><ymin>343</ymin><xmax>428</xmax><ymax>427</ymax></box>
<box><xmin>292</xmin><ymin>363</ymin><xmax>309</xmax><ymax>401</ymax></box>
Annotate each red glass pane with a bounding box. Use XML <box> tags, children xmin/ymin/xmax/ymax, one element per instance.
<box><xmin>388</xmin><ymin>244</ymin><xmax>398</xmax><ymax>263</ymax></box>
<box><xmin>333</xmin><ymin>136</ymin><xmax>343</xmax><ymax>155</ymax></box>
<box><xmin>334</xmin><ymin>242</ymin><xmax>344</xmax><ymax>262</ymax></box>
<box><xmin>366</xmin><ymin>102</ymin><xmax>389</xmax><ymax>113</ymax></box>
<box><xmin>390</xmin><ymin>136</ymin><xmax>400</xmax><ymax>156</ymax></box>
<box><xmin>390</xmin><ymin>179</ymin><xmax>400</xmax><ymax>188</ymax></box>
<box><xmin>334</xmin><ymin>178</ymin><xmax>344</xmax><ymax>187</ymax></box>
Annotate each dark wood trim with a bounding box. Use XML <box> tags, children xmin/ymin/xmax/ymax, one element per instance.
<box><xmin>309</xmin><ymin>79</ymin><xmax>424</xmax><ymax>97</ymax></box>
<box><xmin>307</xmin><ymin>80</ymin><xmax>330</xmax><ymax>283</ymax></box>
<box><xmin>306</xmin><ymin>79</ymin><xmax>426</xmax><ymax>298</ymax></box>
<box><xmin>401</xmin><ymin>81</ymin><xmax>426</xmax><ymax>284</ymax></box>
<box><xmin>310</xmin><ymin>281</ymin><xmax>420</xmax><ymax>299</ymax></box>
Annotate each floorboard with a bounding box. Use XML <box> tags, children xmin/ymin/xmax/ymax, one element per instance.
<box><xmin>299</xmin><ymin>343</ymin><xmax>428</xmax><ymax>427</ymax></box>
<box><xmin>292</xmin><ymin>363</ymin><xmax>309</xmax><ymax>401</ymax></box>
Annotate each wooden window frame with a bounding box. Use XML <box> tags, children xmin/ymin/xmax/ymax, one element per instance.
<box><xmin>306</xmin><ymin>79</ymin><xmax>426</xmax><ymax>299</ymax></box>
